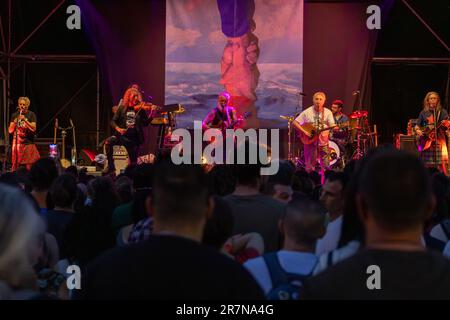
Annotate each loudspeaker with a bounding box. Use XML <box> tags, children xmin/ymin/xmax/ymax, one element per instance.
<box><xmin>396</xmin><ymin>134</ymin><xmax>419</xmax><ymax>156</ymax></box>
<box><xmin>112</xmin><ymin>145</ymin><xmax>129</xmax><ymax>175</ymax></box>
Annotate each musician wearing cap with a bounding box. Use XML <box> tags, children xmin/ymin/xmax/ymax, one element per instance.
<box><xmin>104</xmin><ymin>85</ymin><xmax>158</xmax><ymax>174</ymax></box>
<box><xmin>293</xmin><ymin>92</ymin><xmax>336</xmax><ymax>173</ymax></box>
<box><xmin>414</xmin><ymin>91</ymin><xmax>449</xmax><ymax>174</ymax></box>
<box><xmin>8</xmin><ymin>97</ymin><xmax>40</xmax><ymax>171</ymax></box>
<box><xmin>330</xmin><ymin>99</ymin><xmax>349</xmax><ymax>145</ymax></box>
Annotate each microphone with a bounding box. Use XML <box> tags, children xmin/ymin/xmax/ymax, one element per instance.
<box><xmin>297</xmin><ymin>92</ymin><xmax>307</xmax><ymax>96</ymax></box>
<box><xmin>141</xmin><ymin>90</ymin><xmax>153</xmax><ymax>100</ymax></box>
<box><xmin>352</xmin><ymin>90</ymin><xmax>360</xmax><ymax>96</ymax></box>
<box><xmin>69</xmin><ymin>118</ymin><xmax>74</xmax><ymax>129</ymax></box>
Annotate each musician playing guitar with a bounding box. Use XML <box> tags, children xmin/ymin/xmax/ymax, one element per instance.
<box><xmin>414</xmin><ymin>91</ymin><xmax>449</xmax><ymax>175</ymax></box>
<box><xmin>293</xmin><ymin>92</ymin><xmax>336</xmax><ymax>173</ymax></box>
<box><xmin>202</xmin><ymin>91</ymin><xmax>238</xmax><ymax>132</ymax></box>
<box><xmin>104</xmin><ymin>85</ymin><xmax>158</xmax><ymax>174</ymax></box>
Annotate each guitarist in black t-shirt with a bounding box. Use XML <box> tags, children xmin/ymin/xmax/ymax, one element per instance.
<box><xmin>202</xmin><ymin>91</ymin><xmax>238</xmax><ymax>132</ymax></box>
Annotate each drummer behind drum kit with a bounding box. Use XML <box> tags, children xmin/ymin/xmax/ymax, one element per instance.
<box><xmin>281</xmin><ymin>109</ymin><xmax>378</xmax><ymax>169</ymax></box>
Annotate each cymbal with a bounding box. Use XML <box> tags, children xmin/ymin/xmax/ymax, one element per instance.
<box><xmin>151</xmin><ymin>117</ymin><xmax>169</xmax><ymax>125</ymax></box>
<box><xmin>173</xmin><ymin>106</ymin><xmax>185</xmax><ymax>114</ymax></box>
<box><xmin>280</xmin><ymin>115</ymin><xmax>295</xmax><ymax>122</ymax></box>
<box><xmin>349</xmin><ymin>110</ymin><xmax>368</xmax><ymax>119</ymax></box>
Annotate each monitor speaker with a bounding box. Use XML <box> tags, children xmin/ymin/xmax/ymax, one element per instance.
<box><xmin>396</xmin><ymin>134</ymin><xmax>418</xmax><ymax>156</ymax></box>
<box><xmin>111</xmin><ymin>145</ymin><xmax>129</xmax><ymax>175</ymax></box>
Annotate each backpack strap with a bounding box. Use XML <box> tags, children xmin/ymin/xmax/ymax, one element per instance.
<box><xmin>326</xmin><ymin>250</ymin><xmax>334</xmax><ymax>268</ymax></box>
<box><xmin>263</xmin><ymin>252</ymin><xmax>317</xmax><ymax>288</ymax></box>
<box><xmin>440</xmin><ymin>218</ymin><xmax>450</xmax><ymax>240</ymax></box>
<box><xmin>263</xmin><ymin>253</ymin><xmax>288</xmax><ymax>289</ymax></box>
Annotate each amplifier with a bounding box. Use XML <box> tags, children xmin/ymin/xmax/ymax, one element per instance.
<box><xmin>395</xmin><ymin>134</ymin><xmax>419</xmax><ymax>156</ymax></box>
<box><xmin>112</xmin><ymin>145</ymin><xmax>129</xmax><ymax>175</ymax></box>
<box><xmin>113</xmin><ymin>145</ymin><xmax>129</xmax><ymax>157</ymax></box>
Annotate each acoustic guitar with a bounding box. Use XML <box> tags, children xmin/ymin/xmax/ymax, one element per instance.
<box><xmin>296</xmin><ymin>121</ymin><xmax>349</xmax><ymax>145</ymax></box>
<box><xmin>206</xmin><ymin>111</ymin><xmax>252</xmax><ymax>132</ymax></box>
<box><xmin>415</xmin><ymin>119</ymin><xmax>450</xmax><ymax>151</ymax></box>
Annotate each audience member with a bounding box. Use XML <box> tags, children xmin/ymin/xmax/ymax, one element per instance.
<box><xmin>77</xmin><ymin>163</ymin><xmax>264</xmax><ymax>299</ymax></box>
<box><xmin>63</xmin><ymin>177</ymin><xmax>118</xmax><ymax>267</ymax></box>
<box><xmin>224</xmin><ymin>164</ymin><xmax>285</xmax><ymax>252</ymax></box>
<box><xmin>207</xmin><ymin>165</ymin><xmax>236</xmax><ymax>196</ymax></box>
<box><xmin>263</xmin><ymin>160</ymin><xmax>294</xmax><ymax>203</ymax></box>
<box><xmin>0</xmin><ymin>184</ymin><xmax>45</xmax><ymax>300</ymax></box>
<box><xmin>46</xmin><ymin>174</ymin><xmax>78</xmax><ymax>258</ymax></box>
<box><xmin>316</xmin><ymin>172</ymin><xmax>348</xmax><ymax>255</ymax></box>
<box><xmin>29</xmin><ymin>158</ymin><xmax>58</xmax><ymax>214</ymax></box>
<box><xmin>302</xmin><ymin>150</ymin><xmax>450</xmax><ymax>299</ymax></box>
<box><xmin>245</xmin><ymin>198</ymin><xmax>326</xmax><ymax>299</ymax></box>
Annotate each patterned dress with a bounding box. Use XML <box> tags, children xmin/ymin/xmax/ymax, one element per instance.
<box><xmin>11</xmin><ymin>110</ymin><xmax>40</xmax><ymax>171</ymax></box>
<box><xmin>417</xmin><ymin>109</ymin><xmax>449</xmax><ymax>166</ymax></box>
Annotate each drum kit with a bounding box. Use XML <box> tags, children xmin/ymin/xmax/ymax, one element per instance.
<box><xmin>154</xmin><ymin>104</ymin><xmax>186</xmax><ymax>150</ymax></box>
<box><xmin>280</xmin><ymin>109</ymin><xmax>377</xmax><ymax>169</ymax></box>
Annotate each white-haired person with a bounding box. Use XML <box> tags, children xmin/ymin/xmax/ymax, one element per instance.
<box><xmin>293</xmin><ymin>92</ymin><xmax>335</xmax><ymax>176</ymax></box>
<box><xmin>0</xmin><ymin>184</ymin><xmax>45</xmax><ymax>299</ymax></box>
<box><xmin>8</xmin><ymin>97</ymin><xmax>40</xmax><ymax>171</ymax></box>
<box><xmin>202</xmin><ymin>91</ymin><xmax>238</xmax><ymax>131</ymax></box>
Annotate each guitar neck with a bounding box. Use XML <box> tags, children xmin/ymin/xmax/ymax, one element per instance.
<box><xmin>316</xmin><ymin>124</ymin><xmax>337</xmax><ymax>134</ymax></box>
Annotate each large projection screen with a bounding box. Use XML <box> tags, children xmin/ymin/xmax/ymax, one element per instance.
<box><xmin>165</xmin><ymin>0</ymin><xmax>303</xmax><ymax>129</ymax></box>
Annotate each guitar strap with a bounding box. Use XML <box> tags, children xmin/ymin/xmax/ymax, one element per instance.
<box><xmin>225</xmin><ymin>106</ymin><xmax>232</xmax><ymax>126</ymax></box>
<box><xmin>322</xmin><ymin>109</ymin><xmax>325</xmax><ymax>128</ymax></box>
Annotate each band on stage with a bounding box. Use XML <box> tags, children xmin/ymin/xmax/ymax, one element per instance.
<box><xmin>6</xmin><ymin>89</ymin><xmax>449</xmax><ymax>177</ymax></box>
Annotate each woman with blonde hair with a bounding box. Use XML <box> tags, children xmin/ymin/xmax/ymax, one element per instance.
<box><xmin>0</xmin><ymin>184</ymin><xmax>45</xmax><ymax>299</ymax></box>
<box><xmin>415</xmin><ymin>92</ymin><xmax>449</xmax><ymax>174</ymax></box>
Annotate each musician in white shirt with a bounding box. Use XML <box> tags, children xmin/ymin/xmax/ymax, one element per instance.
<box><xmin>293</xmin><ymin>92</ymin><xmax>335</xmax><ymax>173</ymax></box>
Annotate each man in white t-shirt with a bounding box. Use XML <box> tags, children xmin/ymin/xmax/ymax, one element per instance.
<box><xmin>244</xmin><ymin>198</ymin><xmax>326</xmax><ymax>298</ymax></box>
<box><xmin>293</xmin><ymin>92</ymin><xmax>335</xmax><ymax>173</ymax></box>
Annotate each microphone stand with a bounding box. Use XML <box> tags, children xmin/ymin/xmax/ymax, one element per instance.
<box><xmin>13</xmin><ymin>109</ymin><xmax>23</xmax><ymax>171</ymax></box>
<box><xmin>433</xmin><ymin>108</ymin><xmax>438</xmax><ymax>171</ymax></box>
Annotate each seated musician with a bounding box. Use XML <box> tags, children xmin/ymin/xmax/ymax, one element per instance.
<box><xmin>414</xmin><ymin>91</ymin><xmax>449</xmax><ymax>174</ymax></box>
<box><xmin>104</xmin><ymin>85</ymin><xmax>156</xmax><ymax>174</ymax></box>
<box><xmin>330</xmin><ymin>99</ymin><xmax>349</xmax><ymax>145</ymax></box>
<box><xmin>202</xmin><ymin>91</ymin><xmax>237</xmax><ymax>131</ymax></box>
<box><xmin>293</xmin><ymin>92</ymin><xmax>335</xmax><ymax>173</ymax></box>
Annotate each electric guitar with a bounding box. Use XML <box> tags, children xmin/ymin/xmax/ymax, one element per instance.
<box><xmin>206</xmin><ymin>111</ymin><xmax>252</xmax><ymax>132</ymax></box>
<box><xmin>297</xmin><ymin>121</ymin><xmax>350</xmax><ymax>145</ymax></box>
<box><xmin>204</xmin><ymin>112</ymin><xmax>252</xmax><ymax>143</ymax></box>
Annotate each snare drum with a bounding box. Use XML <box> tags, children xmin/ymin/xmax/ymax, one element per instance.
<box><xmin>328</xmin><ymin>140</ymin><xmax>341</xmax><ymax>167</ymax></box>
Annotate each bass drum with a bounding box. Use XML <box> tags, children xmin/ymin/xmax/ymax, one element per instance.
<box><xmin>328</xmin><ymin>140</ymin><xmax>341</xmax><ymax>167</ymax></box>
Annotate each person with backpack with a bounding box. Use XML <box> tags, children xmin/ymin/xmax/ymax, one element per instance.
<box><xmin>244</xmin><ymin>198</ymin><xmax>326</xmax><ymax>300</ymax></box>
